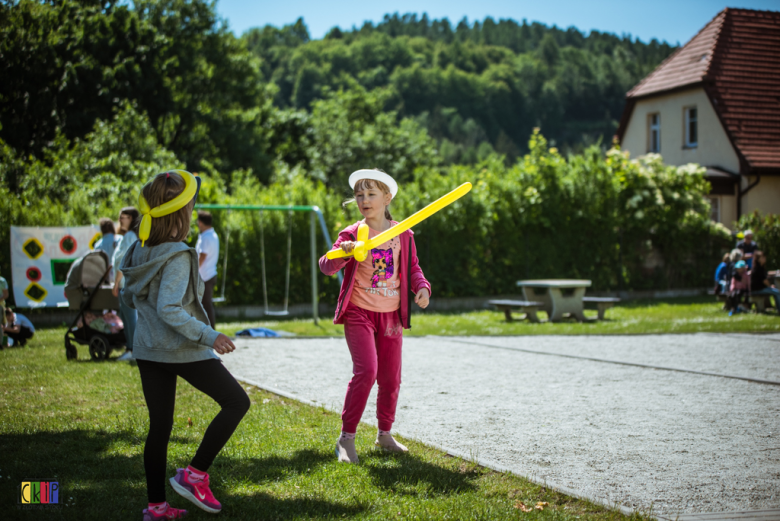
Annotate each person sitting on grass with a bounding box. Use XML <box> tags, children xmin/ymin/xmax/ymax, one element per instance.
<box><xmin>749</xmin><ymin>251</ymin><xmax>780</xmax><ymax>313</ymax></box>
<box><xmin>3</xmin><ymin>308</ymin><xmax>35</xmax><ymax>347</ymax></box>
<box><xmin>727</xmin><ymin>260</ymin><xmax>750</xmax><ymax>316</ymax></box>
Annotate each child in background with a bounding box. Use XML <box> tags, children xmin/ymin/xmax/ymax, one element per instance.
<box><xmin>319</xmin><ymin>169</ymin><xmax>431</xmax><ymax>464</ymax></box>
<box><xmin>113</xmin><ymin>207</ymin><xmax>141</xmax><ymax>362</ymax></box>
<box><xmin>728</xmin><ymin>260</ymin><xmax>750</xmax><ymax>316</ymax></box>
<box><xmin>95</xmin><ymin>218</ymin><xmax>117</xmax><ymax>278</ymax></box>
<box><xmin>120</xmin><ymin>171</ymin><xmax>249</xmax><ymax>520</ymax></box>
<box><xmin>714</xmin><ymin>252</ymin><xmax>730</xmax><ymax>295</ymax></box>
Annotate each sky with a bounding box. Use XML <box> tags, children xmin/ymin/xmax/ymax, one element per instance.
<box><xmin>215</xmin><ymin>0</ymin><xmax>779</xmax><ymax>45</ymax></box>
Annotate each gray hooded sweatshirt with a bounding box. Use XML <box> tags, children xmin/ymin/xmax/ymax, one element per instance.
<box><xmin>120</xmin><ymin>240</ymin><xmax>220</xmax><ymax>363</ymax></box>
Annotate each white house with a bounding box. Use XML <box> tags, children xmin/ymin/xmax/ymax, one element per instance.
<box><xmin>616</xmin><ymin>8</ymin><xmax>780</xmax><ymax>228</ymax></box>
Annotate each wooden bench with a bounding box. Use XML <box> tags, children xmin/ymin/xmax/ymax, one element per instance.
<box><xmin>488</xmin><ymin>300</ymin><xmax>544</xmax><ymax>323</ymax></box>
<box><xmin>582</xmin><ymin>297</ymin><xmax>620</xmax><ymax>320</ymax></box>
<box><xmin>751</xmin><ymin>293</ymin><xmax>773</xmax><ymax>313</ymax></box>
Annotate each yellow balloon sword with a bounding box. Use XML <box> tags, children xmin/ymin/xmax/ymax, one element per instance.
<box><xmin>326</xmin><ymin>182</ymin><xmax>473</xmax><ymax>262</ymax></box>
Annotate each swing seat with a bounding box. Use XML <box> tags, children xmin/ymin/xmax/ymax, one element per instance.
<box><xmin>264</xmin><ymin>310</ymin><xmax>289</xmax><ymax>316</ymax></box>
<box><xmin>212</xmin><ymin>297</ymin><xmax>226</xmax><ymax>303</ymax></box>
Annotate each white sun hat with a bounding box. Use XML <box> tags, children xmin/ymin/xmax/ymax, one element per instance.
<box><xmin>349</xmin><ymin>169</ymin><xmax>398</xmax><ymax>198</ymax></box>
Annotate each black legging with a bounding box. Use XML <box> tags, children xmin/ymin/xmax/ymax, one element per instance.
<box><xmin>137</xmin><ymin>358</ymin><xmax>250</xmax><ymax>503</ymax></box>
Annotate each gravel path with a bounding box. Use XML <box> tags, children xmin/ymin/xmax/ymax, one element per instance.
<box><xmin>222</xmin><ymin>334</ymin><xmax>780</xmax><ymax>517</ymax></box>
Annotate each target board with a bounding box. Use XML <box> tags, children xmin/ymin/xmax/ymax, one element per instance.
<box><xmin>10</xmin><ymin>226</ymin><xmax>100</xmax><ymax>308</ymax></box>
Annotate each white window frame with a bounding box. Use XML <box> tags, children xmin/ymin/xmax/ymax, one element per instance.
<box><xmin>648</xmin><ymin>113</ymin><xmax>660</xmax><ymax>153</ymax></box>
<box><xmin>684</xmin><ymin>106</ymin><xmax>698</xmax><ymax>148</ymax></box>
<box><xmin>708</xmin><ymin>195</ymin><xmax>720</xmax><ymax>223</ymax></box>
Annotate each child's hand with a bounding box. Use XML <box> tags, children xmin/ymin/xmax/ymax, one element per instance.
<box><xmin>414</xmin><ymin>288</ymin><xmax>430</xmax><ymax>309</ymax></box>
<box><xmin>112</xmin><ymin>284</ymin><xmax>120</xmax><ymax>297</ymax></box>
<box><xmin>340</xmin><ymin>241</ymin><xmax>356</xmax><ymax>254</ymax></box>
<box><xmin>212</xmin><ymin>333</ymin><xmax>236</xmax><ymax>354</ymax></box>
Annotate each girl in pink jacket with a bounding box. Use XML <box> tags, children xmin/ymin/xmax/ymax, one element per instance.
<box><xmin>319</xmin><ymin>169</ymin><xmax>431</xmax><ymax>464</ymax></box>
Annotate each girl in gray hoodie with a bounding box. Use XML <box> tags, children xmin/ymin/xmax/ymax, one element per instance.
<box><xmin>120</xmin><ymin>171</ymin><xmax>249</xmax><ymax>520</ymax></box>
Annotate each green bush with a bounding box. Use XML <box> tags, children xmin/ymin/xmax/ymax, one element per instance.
<box><xmin>206</xmin><ymin>131</ymin><xmax>730</xmax><ymax>306</ymax></box>
<box><xmin>380</xmin><ymin>131</ymin><xmax>730</xmax><ymax>298</ymax></box>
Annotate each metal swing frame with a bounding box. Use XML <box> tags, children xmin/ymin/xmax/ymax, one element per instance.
<box><xmin>258</xmin><ymin>208</ymin><xmax>292</xmax><ymax>316</ymax></box>
<box><xmin>194</xmin><ymin>204</ymin><xmax>341</xmax><ymax>324</ymax></box>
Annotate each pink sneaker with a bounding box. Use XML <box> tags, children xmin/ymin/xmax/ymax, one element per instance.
<box><xmin>169</xmin><ymin>468</ymin><xmax>222</xmax><ymax>514</ymax></box>
<box><xmin>142</xmin><ymin>504</ymin><xmax>187</xmax><ymax>520</ymax></box>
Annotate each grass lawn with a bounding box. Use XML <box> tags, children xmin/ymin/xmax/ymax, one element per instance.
<box><xmin>216</xmin><ymin>297</ymin><xmax>779</xmax><ymax>338</ymax></box>
<box><xmin>0</xmin><ymin>329</ymin><xmax>649</xmax><ymax>520</ymax></box>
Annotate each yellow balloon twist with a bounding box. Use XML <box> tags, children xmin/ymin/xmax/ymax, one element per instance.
<box><xmin>326</xmin><ymin>182</ymin><xmax>472</xmax><ymax>261</ymax></box>
<box><xmin>138</xmin><ymin>170</ymin><xmax>198</xmax><ymax>247</ymax></box>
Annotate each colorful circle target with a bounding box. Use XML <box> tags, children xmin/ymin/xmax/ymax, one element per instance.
<box><xmin>26</xmin><ymin>267</ymin><xmax>42</xmax><ymax>282</ymax></box>
<box><xmin>60</xmin><ymin>235</ymin><xmax>77</xmax><ymax>255</ymax></box>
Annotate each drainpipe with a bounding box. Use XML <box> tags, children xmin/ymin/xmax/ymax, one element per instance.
<box><xmin>737</xmin><ymin>173</ymin><xmax>760</xmax><ymax>219</ymax></box>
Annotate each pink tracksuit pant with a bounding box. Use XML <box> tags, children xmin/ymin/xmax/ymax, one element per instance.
<box><xmin>341</xmin><ymin>303</ymin><xmax>404</xmax><ymax>433</ymax></box>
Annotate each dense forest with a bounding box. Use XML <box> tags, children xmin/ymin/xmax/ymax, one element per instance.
<box><xmin>244</xmin><ymin>14</ymin><xmax>676</xmax><ymax>163</ymax></box>
<box><xmin>1</xmin><ymin>0</ymin><xmax>741</xmax><ymax>305</ymax></box>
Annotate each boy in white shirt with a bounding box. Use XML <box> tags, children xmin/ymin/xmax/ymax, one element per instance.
<box><xmin>196</xmin><ymin>211</ymin><xmax>219</xmax><ymax>327</ymax></box>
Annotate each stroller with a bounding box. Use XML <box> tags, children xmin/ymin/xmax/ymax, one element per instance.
<box><xmin>64</xmin><ymin>250</ymin><xmax>126</xmax><ymax>361</ymax></box>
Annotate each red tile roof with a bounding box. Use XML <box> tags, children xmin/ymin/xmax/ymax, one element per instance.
<box><xmin>621</xmin><ymin>8</ymin><xmax>780</xmax><ymax>174</ymax></box>
<box><xmin>627</xmin><ymin>11</ymin><xmax>725</xmax><ymax>98</ymax></box>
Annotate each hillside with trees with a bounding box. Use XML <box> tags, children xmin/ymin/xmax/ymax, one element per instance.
<box><xmin>244</xmin><ymin>13</ymin><xmax>676</xmax><ymax>163</ymax></box>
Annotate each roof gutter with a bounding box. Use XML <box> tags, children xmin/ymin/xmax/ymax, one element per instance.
<box><xmin>737</xmin><ymin>174</ymin><xmax>760</xmax><ymax>219</ymax></box>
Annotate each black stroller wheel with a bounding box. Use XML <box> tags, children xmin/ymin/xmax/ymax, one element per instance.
<box><xmin>88</xmin><ymin>334</ymin><xmax>109</xmax><ymax>361</ymax></box>
<box><xmin>65</xmin><ymin>336</ymin><xmax>78</xmax><ymax>360</ymax></box>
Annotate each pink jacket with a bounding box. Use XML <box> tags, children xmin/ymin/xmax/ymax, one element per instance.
<box><xmin>319</xmin><ymin>221</ymin><xmax>432</xmax><ymax>329</ymax></box>
<box><xmin>730</xmin><ymin>270</ymin><xmax>750</xmax><ymax>292</ymax></box>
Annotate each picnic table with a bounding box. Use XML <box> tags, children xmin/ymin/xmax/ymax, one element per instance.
<box><xmin>516</xmin><ymin>279</ymin><xmax>592</xmax><ymax>322</ymax></box>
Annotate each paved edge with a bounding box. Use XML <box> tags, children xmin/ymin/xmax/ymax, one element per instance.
<box><xmin>231</xmin><ymin>373</ymin><xmax>639</xmax><ymax>519</ymax></box>
<box><xmin>655</xmin><ymin>509</ymin><xmax>780</xmax><ymax>520</ymax></box>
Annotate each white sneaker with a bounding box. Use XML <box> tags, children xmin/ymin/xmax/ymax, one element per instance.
<box><xmin>335</xmin><ymin>437</ymin><xmax>359</xmax><ymax>464</ymax></box>
<box><xmin>375</xmin><ymin>434</ymin><xmax>408</xmax><ymax>453</ymax></box>
<box><xmin>116</xmin><ymin>350</ymin><xmax>134</xmax><ymax>361</ymax></box>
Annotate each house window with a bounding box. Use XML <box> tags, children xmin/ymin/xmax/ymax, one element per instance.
<box><xmin>648</xmin><ymin>113</ymin><xmax>660</xmax><ymax>153</ymax></box>
<box><xmin>708</xmin><ymin>196</ymin><xmax>720</xmax><ymax>222</ymax></box>
<box><xmin>685</xmin><ymin>107</ymin><xmax>698</xmax><ymax>147</ymax></box>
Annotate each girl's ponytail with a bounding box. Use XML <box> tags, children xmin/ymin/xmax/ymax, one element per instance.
<box><xmin>385</xmin><ymin>207</ymin><xmax>393</xmax><ymax>220</ymax></box>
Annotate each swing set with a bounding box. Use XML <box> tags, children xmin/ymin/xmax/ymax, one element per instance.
<box><xmin>194</xmin><ymin>204</ymin><xmax>341</xmax><ymax>324</ymax></box>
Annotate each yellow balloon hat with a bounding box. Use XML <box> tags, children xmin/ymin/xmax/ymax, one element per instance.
<box><xmin>138</xmin><ymin>170</ymin><xmax>200</xmax><ymax>247</ymax></box>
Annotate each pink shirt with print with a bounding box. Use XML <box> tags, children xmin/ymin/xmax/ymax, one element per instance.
<box><xmin>349</xmin><ymin>222</ymin><xmax>402</xmax><ymax>312</ymax></box>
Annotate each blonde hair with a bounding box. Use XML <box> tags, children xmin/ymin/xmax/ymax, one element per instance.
<box><xmin>729</xmin><ymin>248</ymin><xmax>743</xmax><ymax>263</ymax></box>
<box><xmin>140</xmin><ymin>172</ymin><xmax>195</xmax><ymax>247</ymax></box>
<box><xmin>343</xmin><ymin>171</ymin><xmax>393</xmax><ymax>220</ymax></box>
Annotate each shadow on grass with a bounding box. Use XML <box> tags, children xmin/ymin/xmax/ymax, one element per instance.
<box><xmin>0</xmin><ymin>431</ymin><xmax>364</xmax><ymax>520</ymax></box>
<box><xmin>362</xmin><ymin>450</ymin><xmax>479</xmax><ymax>496</ymax></box>
<box><xmin>214</xmin><ymin>448</ymin><xmax>333</xmax><ymax>484</ymax></box>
